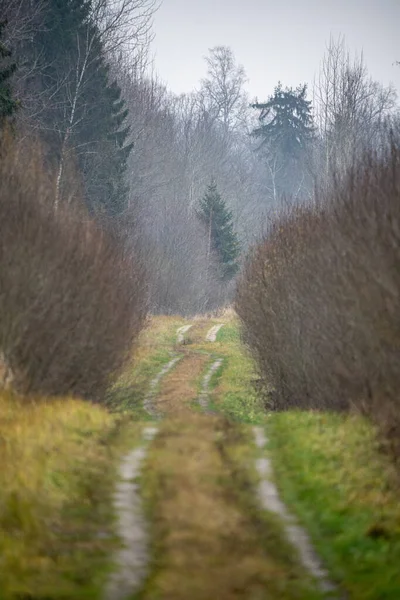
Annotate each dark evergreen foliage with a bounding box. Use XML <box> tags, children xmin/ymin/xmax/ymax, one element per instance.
<box><xmin>252</xmin><ymin>83</ymin><xmax>315</xmax><ymax>159</ymax></box>
<box><xmin>0</xmin><ymin>20</ymin><xmax>18</xmax><ymax>123</ymax></box>
<box><xmin>197</xmin><ymin>181</ymin><xmax>240</xmax><ymax>281</ymax></box>
<box><xmin>29</xmin><ymin>0</ymin><xmax>132</xmax><ymax>216</ymax></box>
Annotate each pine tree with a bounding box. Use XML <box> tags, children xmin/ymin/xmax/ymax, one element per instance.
<box><xmin>76</xmin><ymin>59</ymin><xmax>133</xmax><ymax>216</ymax></box>
<box><xmin>30</xmin><ymin>0</ymin><xmax>132</xmax><ymax>216</ymax></box>
<box><xmin>0</xmin><ymin>20</ymin><xmax>18</xmax><ymax>124</ymax></box>
<box><xmin>197</xmin><ymin>181</ymin><xmax>240</xmax><ymax>281</ymax></box>
<box><xmin>252</xmin><ymin>83</ymin><xmax>315</xmax><ymax>199</ymax></box>
<box><xmin>252</xmin><ymin>83</ymin><xmax>314</xmax><ymax>158</ymax></box>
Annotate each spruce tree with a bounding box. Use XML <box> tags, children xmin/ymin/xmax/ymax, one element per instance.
<box><xmin>197</xmin><ymin>181</ymin><xmax>240</xmax><ymax>281</ymax></box>
<box><xmin>0</xmin><ymin>20</ymin><xmax>18</xmax><ymax>124</ymax></box>
<box><xmin>30</xmin><ymin>0</ymin><xmax>132</xmax><ymax>216</ymax></box>
<box><xmin>252</xmin><ymin>83</ymin><xmax>315</xmax><ymax>198</ymax></box>
<box><xmin>252</xmin><ymin>83</ymin><xmax>314</xmax><ymax>158</ymax></box>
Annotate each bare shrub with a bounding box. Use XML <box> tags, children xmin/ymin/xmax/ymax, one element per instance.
<box><xmin>0</xmin><ymin>132</ymin><xmax>146</xmax><ymax>400</ymax></box>
<box><xmin>236</xmin><ymin>137</ymin><xmax>400</xmax><ymax>459</ymax></box>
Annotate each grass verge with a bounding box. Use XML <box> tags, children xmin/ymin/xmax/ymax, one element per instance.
<box><xmin>267</xmin><ymin>411</ymin><xmax>400</xmax><ymax>600</ymax></box>
<box><xmin>198</xmin><ymin>322</ymin><xmax>265</xmax><ymax>424</ymax></box>
<box><xmin>0</xmin><ymin>390</ymin><xmax>142</xmax><ymax>599</ymax></box>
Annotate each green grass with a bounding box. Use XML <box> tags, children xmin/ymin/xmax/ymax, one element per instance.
<box><xmin>207</xmin><ymin>323</ymin><xmax>266</xmax><ymax>424</ymax></box>
<box><xmin>267</xmin><ymin>411</ymin><xmax>400</xmax><ymax>600</ymax></box>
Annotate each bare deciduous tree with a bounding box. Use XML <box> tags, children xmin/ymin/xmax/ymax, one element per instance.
<box><xmin>199</xmin><ymin>46</ymin><xmax>248</xmax><ymax>136</ymax></box>
<box><xmin>314</xmin><ymin>36</ymin><xmax>397</xmax><ymax>180</ymax></box>
<box><xmin>91</xmin><ymin>0</ymin><xmax>159</xmax><ymax>68</ymax></box>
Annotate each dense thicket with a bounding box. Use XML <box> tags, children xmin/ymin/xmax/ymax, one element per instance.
<box><xmin>0</xmin><ymin>1</ymin><xmax>152</xmax><ymax>401</ymax></box>
<box><xmin>0</xmin><ymin>133</ymin><xmax>146</xmax><ymax>399</ymax></box>
<box><xmin>236</xmin><ymin>138</ymin><xmax>400</xmax><ymax>460</ymax></box>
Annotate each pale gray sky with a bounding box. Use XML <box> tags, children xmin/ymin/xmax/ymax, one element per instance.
<box><xmin>151</xmin><ymin>0</ymin><xmax>400</xmax><ymax>101</ymax></box>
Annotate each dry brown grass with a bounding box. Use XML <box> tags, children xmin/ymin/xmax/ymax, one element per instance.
<box><xmin>0</xmin><ymin>390</ymin><xmax>120</xmax><ymax>598</ymax></box>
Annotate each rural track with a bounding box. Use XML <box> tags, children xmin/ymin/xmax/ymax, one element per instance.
<box><xmin>106</xmin><ymin>323</ymin><xmax>199</xmax><ymax>597</ymax></box>
<box><xmin>106</xmin><ymin>319</ymin><xmax>334</xmax><ymax>599</ymax></box>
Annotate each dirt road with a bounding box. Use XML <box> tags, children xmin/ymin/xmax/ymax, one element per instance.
<box><xmin>107</xmin><ymin>316</ymin><xmax>333</xmax><ymax>600</ymax></box>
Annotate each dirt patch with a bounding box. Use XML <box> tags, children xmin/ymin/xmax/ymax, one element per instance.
<box><xmin>154</xmin><ymin>352</ymin><xmax>209</xmax><ymax>415</ymax></box>
<box><xmin>143</xmin><ymin>356</ymin><xmax>182</xmax><ymax>418</ymax></box>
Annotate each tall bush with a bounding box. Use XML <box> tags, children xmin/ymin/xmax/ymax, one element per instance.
<box><xmin>0</xmin><ymin>133</ymin><xmax>146</xmax><ymax>399</ymax></box>
<box><xmin>236</xmin><ymin>138</ymin><xmax>400</xmax><ymax>459</ymax></box>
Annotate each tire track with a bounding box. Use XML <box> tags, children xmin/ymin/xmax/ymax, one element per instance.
<box><xmin>143</xmin><ymin>355</ymin><xmax>182</xmax><ymax>418</ymax></box>
<box><xmin>105</xmin><ymin>426</ymin><xmax>158</xmax><ymax>600</ymax></box>
<box><xmin>107</xmin><ymin>325</ymin><xmax>192</xmax><ymax>598</ymax></box>
<box><xmin>253</xmin><ymin>426</ymin><xmax>337</xmax><ymax>596</ymax></box>
<box><xmin>177</xmin><ymin>324</ymin><xmax>192</xmax><ymax>343</ymax></box>
<box><xmin>198</xmin><ymin>358</ymin><xmax>223</xmax><ymax>410</ymax></box>
<box><xmin>205</xmin><ymin>324</ymin><xmax>224</xmax><ymax>342</ymax></box>
<box><xmin>198</xmin><ymin>325</ymin><xmax>225</xmax><ymax>410</ymax></box>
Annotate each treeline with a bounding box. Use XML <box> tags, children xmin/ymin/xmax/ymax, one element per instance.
<box><xmin>1</xmin><ymin>3</ymin><xmax>250</xmax><ymax>317</ymax></box>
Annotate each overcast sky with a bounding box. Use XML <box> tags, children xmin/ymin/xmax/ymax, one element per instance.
<box><xmin>150</xmin><ymin>0</ymin><xmax>400</xmax><ymax>101</ymax></box>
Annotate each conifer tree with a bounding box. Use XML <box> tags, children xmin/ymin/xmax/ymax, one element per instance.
<box><xmin>30</xmin><ymin>0</ymin><xmax>132</xmax><ymax>216</ymax></box>
<box><xmin>252</xmin><ymin>83</ymin><xmax>315</xmax><ymax>199</ymax></box>
<box><xmin>197</xmin><ymin>181</ymin><xmax>240</xmax><ymax>281</ymax></box>
<box><xmin>252</xmin><ymin>83</ymin><xmax>314</xmax><ymax>158</ymax></box>
<box><xmin>0</xmin><ymin>20</ymin><xmax>18</xmax><ymax>124</ymax></box>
